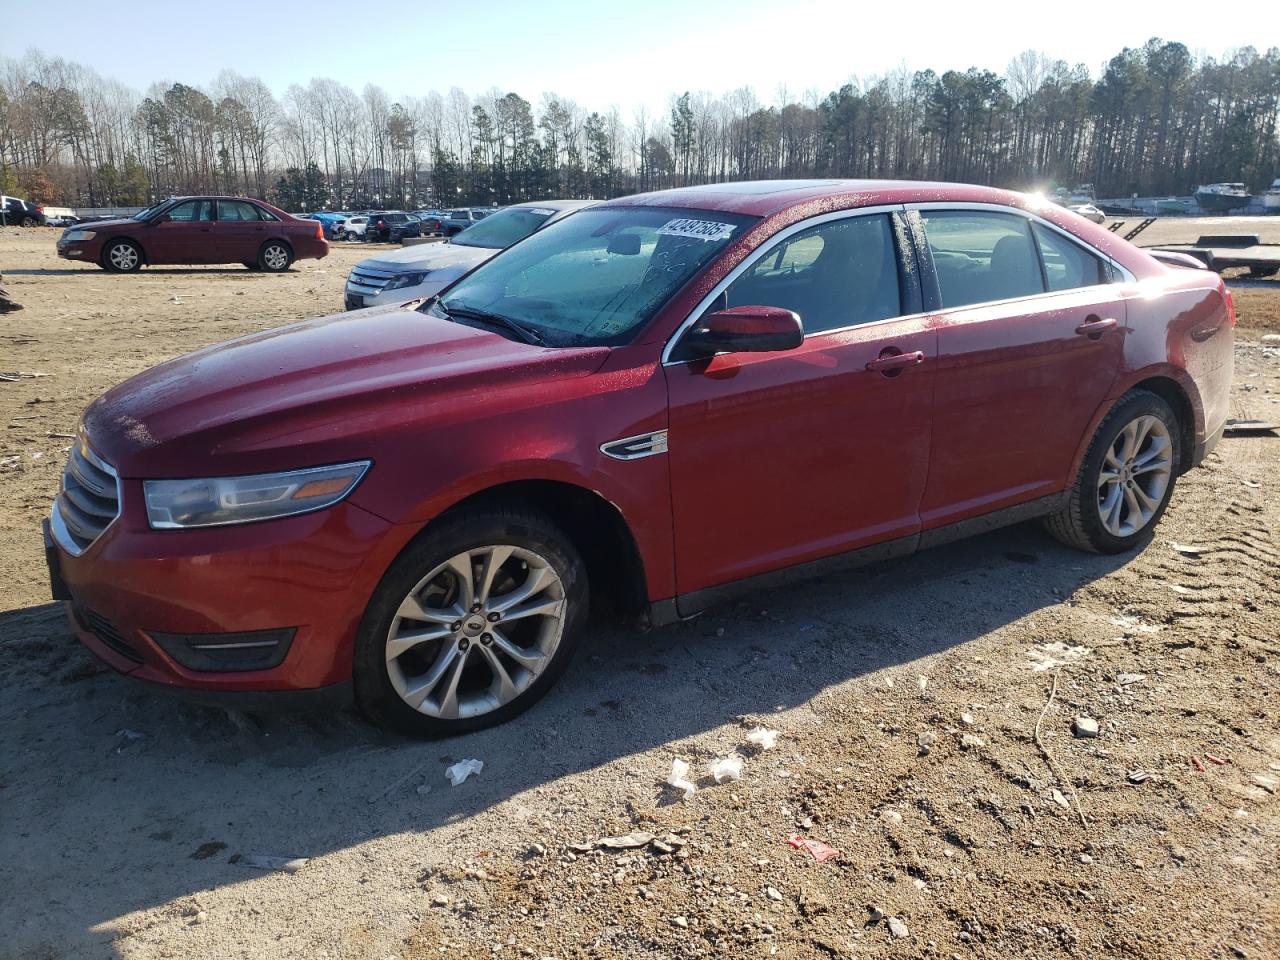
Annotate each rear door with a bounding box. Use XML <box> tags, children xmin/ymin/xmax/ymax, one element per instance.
<box><xmin>911</xmin><ymin>206</ymin><xmax>1128</xmax><ymax>529</ymax></box>
<box><xmin>664</xmin><ymin>209</ymin><xmax>936</xmax><ymax>599</ymax></box>
<box><xmin>148</xmin><ymin>199</ymin><xmax>215</xmax><ymax>263</ymax></box>
<box><xmin>214</xmin><ymin>199</ymin><xmax>271</xmax><ymax>263</ymax></box>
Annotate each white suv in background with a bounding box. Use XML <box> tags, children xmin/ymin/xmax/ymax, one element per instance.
<box><xmin>343</xmin><ymin>199</ymin><xmax>596</xmax><ymax>310</ymax></box>
<box><xmin>341</xmin><ymin>215</ymin><xmax>369</xmax><ymax>240</ymax></box>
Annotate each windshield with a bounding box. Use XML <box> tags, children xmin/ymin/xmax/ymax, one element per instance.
<box><xmin>131</xmin><ymin>201</ymin><xmax>168</xmax><ymax>221</ymax></box>
<box><xmin>425</xmin><ymin>206</ymin><xmax>755</xmax><ymax>346</ymax></box>
<box><xmin>451</xmin><ymin>206</ymin><xmax>555</xmax><ymax>249</ymax></box>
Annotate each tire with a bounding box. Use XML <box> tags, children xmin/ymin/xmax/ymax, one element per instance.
<box><xmin>258</xmin><ymin>241</ymin><xmax>292</xmax><ymax>272</ymax></box>
<box><xmin>20</xmin><ymin>216</ymin><xmax>37</xmax><ymax>228</ymax></box>
<box><xmin>1045</xmin><ymin>389</ymin><xmax>1181</xmax><ymax>554</ymax></box>
<box><xmin>354</xmin><ymin>505</ymin><xmax>589</xmax><ymax>737</ymax></box>
<box><xmin>1248</xmin><ymin>266</ymin><xmax>1278</xmax><ymax>279</ymax></box>
<box><xmin>102</xmin><ymin>239</ymin><xmax>143</xmax><ymax>273</ymax></box>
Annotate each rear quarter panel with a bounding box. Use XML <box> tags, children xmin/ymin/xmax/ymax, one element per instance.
<box><xmin>1113</xmin><ymin>269</ymin><xmax>1233</xmax><ymax>455</ymax></box>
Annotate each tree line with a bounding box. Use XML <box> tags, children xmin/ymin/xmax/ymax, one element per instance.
<box><xmin>1</xmin><ymin>39</ymin><xmax>1277</xmax><ymax>212</ymax></box>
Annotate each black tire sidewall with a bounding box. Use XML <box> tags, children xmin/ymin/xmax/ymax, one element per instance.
<box><xmin>353</xmin><ymin>510</ymin><xmax>589</xmax><ymax>738</ymax></box>
<box><xmin>1075</xmin><ymin>392</ymin><xmax>1181</xmax><ymax>553</ymax></box>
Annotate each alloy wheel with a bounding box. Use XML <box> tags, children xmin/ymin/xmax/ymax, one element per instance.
<box><xmin>263</xmin><ymin>244</ymin><xmax>289</xmax><ymax>270</ymax></box>
<box><xmin>385</xmin><ymin>545</ymin><xmax>566</xmax><ymax>719</ymax></box>
<box><xmin>1096</xmin><ymin>414</ymin><xmax>1173</xmax><ymax>537</ymax></box>
<box><xmin>109</xmin><ymin>244</ymin><xmax>139</xmax><ymax>270</ymax></box>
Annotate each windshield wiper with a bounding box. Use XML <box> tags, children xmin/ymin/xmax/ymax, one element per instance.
<box><xmin>440</xmin><ymin>300</ymin><xmax>545</xmax><ymax>346</ymax></box>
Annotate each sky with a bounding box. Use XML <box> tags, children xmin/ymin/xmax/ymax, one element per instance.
<box><xmin>2</xmin><ymin>0</ymin><xmax>1273</xmax><ymax>116</ymax></box>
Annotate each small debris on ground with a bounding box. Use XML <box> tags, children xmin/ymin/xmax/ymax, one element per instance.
<box><xmin>445</xmin><ymin>758</ymin><xmax>484</xmax><ymax>786</ymax></box>
<box><xmin>745</xmin><ymin>725</ymin><xmax>779</xmax><ymax>750</ymax></box>
<box><xmin>887</xmin><ymin>917</ymin><xmax>910</xmax><ymax>938</ymax></box>
<box><xmin>708</xmin><ymin>755</ymin><xmax>744</xmax><ymax>783</ymax></box>
<box><xmin>1073</xmin><ymin>717</ymin><xmax>1100</xmax><ymax>738</ymax></box>
<box><xmin>666</xmin><ymin>759</ymin><xmax>697</xmax><ymax>799</ymax></box>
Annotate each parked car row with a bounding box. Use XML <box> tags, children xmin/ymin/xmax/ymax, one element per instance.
<box><xmin>55</xmin><ymin>196</ymin><xmax>329</xmax><ymax>272</ymax></box>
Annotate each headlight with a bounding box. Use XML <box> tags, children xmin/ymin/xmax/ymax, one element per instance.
<box><xmin>383</xmin><ymin>271</ymin><xmax>429</xmax><ymax>291</ymax></box>
<box><xmin>144</xmin><ymin>461</ymin><xmax>371</xmax><ymax>529</ymax></box>
<box><xmin>64</xmin><ymin>229</ymin><xmax>96</xmax><ymax>242</ymax></box>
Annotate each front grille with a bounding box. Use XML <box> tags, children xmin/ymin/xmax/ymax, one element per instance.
<box><xmin>346</xmin><ymin>264</ymin><xmax>398</xmax><ymax>295</ymax></box>
<box><xmin>76</xmin><ymin>605</ymin><xmax>142</xmax><ymax>663</ymax></box>
<box><xmin>53</xmin><ymin>442</ymin><xmax>121</xmax><ymax>554</ymax></box>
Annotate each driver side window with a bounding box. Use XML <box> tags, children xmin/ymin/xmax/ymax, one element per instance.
<box><xmin>722</xmin><ymin>214</ymin><xmax>903</xmax><ymax>334</ymax></box>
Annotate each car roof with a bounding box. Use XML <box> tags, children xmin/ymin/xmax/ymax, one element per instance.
<box><xmin>600</xmin><ymin>179</ymin><xmax>1034</xmax><ymax>218</ymax></box>
<box><xmin>504</xmin><ymin>199</ymin><xmax>599</xmax><ymax>214</ymax></box>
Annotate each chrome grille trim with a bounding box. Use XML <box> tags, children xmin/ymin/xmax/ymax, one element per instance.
<box><xmin>51</xmin><ymin>440</ymin><xmax>121</xmax><ymax>556</ymax></box>
<box><xmin>347</xmin><ymin>264</ymin><xmax>400</xmax><ymax>294</ymax></box>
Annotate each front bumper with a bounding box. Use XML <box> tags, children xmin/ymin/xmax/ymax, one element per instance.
<box><xmin>48</xmin><ymin>498</ymin><xmax>417</xmax><ymax>698</ymax></box>
<box><xmin>344</xmin><ymin>276</ymin><xmax>449</xmax><ymax>311</ymax></box>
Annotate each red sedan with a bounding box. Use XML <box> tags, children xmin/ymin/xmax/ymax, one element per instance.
<box><xmin>46</xmin><ymin>180</ymin><xmax>1233</xmax><ymax>736</ymax></box>
<box><xmin>55</xmin><ymin>196</ymin><xmax>328</xmax><ymax>272</ymax></box>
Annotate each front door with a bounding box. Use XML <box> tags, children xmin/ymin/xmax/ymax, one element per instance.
<box><xmin>148</xmin><ymin>199</ymin><xmax>215</xmax><ymax>264</ymax></box>
<box><xmin>912</xmin><ymin>207</ymin><xmax>1128</xmax><ymax>528</ymax></box>
<box><xmin>665</xmin><ymin>211</ymin><xmax>936</xmax><ymax>599</ymax></box>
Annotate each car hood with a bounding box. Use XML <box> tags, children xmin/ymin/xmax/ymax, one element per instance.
<box><xmin>65</xmin><ymin>217</ymin><xmax>136</xmax><ymax>233</ymax></box>
<box><xmin>83</xmin><ymin>303</ymin><xmax>610</xmax><ymax>478</ymax></box>
<box><xmin>358</xmin><ymin>241</ymin><xmax>498</xmax><ymax>272</ymax></box>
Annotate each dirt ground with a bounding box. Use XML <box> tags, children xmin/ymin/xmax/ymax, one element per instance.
<box><xmin>0</xmin><ymin>222</ymin><xmax>1277</xmax><ymax>960</ymax></box>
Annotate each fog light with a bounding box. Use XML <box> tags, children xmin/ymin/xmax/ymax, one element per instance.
<box><xmin>149</xmin><ymin>628</ymin><xmax>296</xmax><ymax>672</ymax></box>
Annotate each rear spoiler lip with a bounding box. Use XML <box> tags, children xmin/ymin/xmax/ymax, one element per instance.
<box><xmin>1147</xmin><ymin>249</ymin><xmax>1210</xmax><ymax>270</ymax></box>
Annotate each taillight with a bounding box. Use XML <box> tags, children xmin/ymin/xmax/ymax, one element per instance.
<box><xmin>36</xmin><ymin>205</ymin><xmax>45</xmax><ymax>213</ymax></box>
<box><xmin>314</xmin><ymin>221</ymin><xmax>323</xmax><ymax>240</ymax></box>
<box><xmin>1223</xmin><ymin>286</ymin><xmax>1237</xmax><ymax>327</ymax></box>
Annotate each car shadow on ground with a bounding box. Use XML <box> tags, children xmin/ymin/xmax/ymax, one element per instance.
<box><xmin>0</xmin><ymin>522</ymin><xmax>1132</xmax><ymax>957</ymax></box>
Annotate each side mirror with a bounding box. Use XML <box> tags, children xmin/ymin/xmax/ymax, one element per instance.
<box><xmin>606</xmin><ymin>233</ymin><xmax>641</xmax><ymax>256</ymax></box>
<box><xmin>680</xmin><ymin>305</ymin><xmax>804</xmax><ymax>358</ymax></box>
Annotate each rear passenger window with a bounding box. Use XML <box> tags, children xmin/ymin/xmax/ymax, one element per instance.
<box><xmin>1032</xmin><ymin>222</ymin><xmax>1108</xmax><ymax>291</ymax></box>
<box><xmin>921</xmin><ymin>211</ymin><xmax>1044</xmax><ymax>308</ymax></box>
<box><xmin>723</xmin><ymin>214</ymin><xmax>902</xmax><ymax>334</ymax></box>
<box><xmin>219</xmin><ymin>200</ymin><xmax>262</xmax><ymax>222</ymax></box>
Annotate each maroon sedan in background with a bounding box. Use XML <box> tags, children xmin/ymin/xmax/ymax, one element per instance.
<box><xmin>56</xmin><ymin>196</ymin><xmax>328</xmax><ymax>272</ymax></box>
<box><xmin>47</xmin><ymin>179</ymin><xmax>1233</xmax><ymax>737</ymax></box>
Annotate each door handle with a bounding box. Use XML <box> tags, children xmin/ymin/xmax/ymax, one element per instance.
<box><xmin>1075</xmin><ymin>317</ymin><xmax>1118</xmax><ymax>338</ymax></box>
<box><xmin>865</xmin><ymin>350</ymin><xmax>924</xmax><ymax>373</ymax></box>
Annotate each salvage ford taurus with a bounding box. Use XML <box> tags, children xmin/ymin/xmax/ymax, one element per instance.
<box><xmin>46</xmin><ymin>180</ymin><xmax>1233</xmax><ymax>737</ymax></box>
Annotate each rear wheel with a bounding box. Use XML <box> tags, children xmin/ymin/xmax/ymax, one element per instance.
<box><xmin>354</xmin><ymin>506</ymin><xmax>588</xmax><ymax>737</ymax></box>
<box><xmin>1045</xmin><ymin>390</ymin><xmax>1181</xmax><ymax>554</ymax></box>
<box><xmin>20</xmin><ymin>216</ymin><xmax>37</xmax><ymax>228</ymax></box>
<box><xmin>102</xmin><ymin>239</ymin><xmax>142</xmax><ymax>273</ymax></box>
<box><xmin>258</xmin><ymin>241</ymin><xmax>292</xmax><ymax>272</ymax></box>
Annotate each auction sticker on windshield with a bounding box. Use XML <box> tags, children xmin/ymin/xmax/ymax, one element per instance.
<box><xmin>657</xmin><ymin>218</ymin><xmax>736</xmax><ymax>242</ymax></box>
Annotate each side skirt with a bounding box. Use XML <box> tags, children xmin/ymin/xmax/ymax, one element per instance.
<box><xmin>647</xmin><ymin>492</ymin><xmax>1069</xmax><ymax>627</ymax></box>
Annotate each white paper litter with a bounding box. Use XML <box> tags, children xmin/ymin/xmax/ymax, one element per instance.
<box><xmin>445</xmin><ymin>758</ymin><xmax>484</xmax><ymax>786</ymax></box>
<box><xmin>745</xmin><ymin>726</ymin><xmax>779</xmax><ymax>751</ymax></box>
<box><xmin>708</xmin><ymin>755</ymin><xmax>744</xmax><ymax>783</ymax></box>
<box><xmin>667</xmin><ymin>758</ymin><xmax>697</xmax><ymax>799</ymax></box>
<box><xmin>240</xmin><ymin>854</ymin><xmax>309</xmax><ymax>873</ymax></box>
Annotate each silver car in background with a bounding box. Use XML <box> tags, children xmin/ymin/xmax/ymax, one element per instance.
<box><xmin>343</xmin><ymin>199</ymin><xmax>598</xmax><ymax>310</ymax></box>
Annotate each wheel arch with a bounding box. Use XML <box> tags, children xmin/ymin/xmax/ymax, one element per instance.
<box><xmin>421</xmin><ymin>478</ymin><xmax>650</xmax><ymax>620</ymax></box>
<box><xmin>261</xmin><ymin>236</ymin><xmax>294</xmax><ymax>256</ymax></box>
<box><xmin>1068</xmin><ymin>370</ymin><xmax>1201</xmax><ymax>485</ymax></box>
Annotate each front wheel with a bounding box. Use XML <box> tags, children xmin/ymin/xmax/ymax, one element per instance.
<box><xmin>258</xmin><ymin>241</ymin><xmax>292</xmax><ymax>272</ymax></box>
<box><xmin>354</xmin><ymin>506</ymin><xmax>588</xmax><ymax>737</ymax></box>
<box><xmin>102</xmin><ymin>239</ymin><xmax>143</xmax><ymax>273</ymax></box>
<box><xmin>1045</xmin><ymin>390</ymin><xmax>1181</xmax><ymax>554</ymax></box>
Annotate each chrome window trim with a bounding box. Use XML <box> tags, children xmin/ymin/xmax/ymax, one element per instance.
<box><xmin>50</xmin><ymin>441</ymin><xmax>122</xmax><ymax>558</ymax></box>
<box><xmin>906</xmin><ymin>200</ymin><xmax>1137</xmax><ymax>285</ymax></box>
<box><xmin>661</xmin><ymin>204</ymin><xmax>907</xmax><ymax>366</ymax></box>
